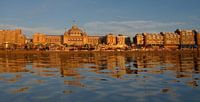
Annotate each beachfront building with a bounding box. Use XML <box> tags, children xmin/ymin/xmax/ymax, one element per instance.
<box><xmin>106</xmin><ymin>34</ymin><xmax>126</xmax><ymax>46</ymax></box>
<box><xmin>0</xmin><ymin>29</ymin><xmax>26</xmax><ymax>49</ymax></box>
<box><xmin>106</xmin><ymin>33</ymin><xmax>117</xmax><ymax>45</ymax></box>
<box><xmin>63</xmin><ymin>25</ymin><xmax>87</xmax><ymax>46</ymax></box>
<box><xmin>87</xmin><ymin>36</ymin><xmax>101</xmax><ymax>46</ymax></box>
<box><xmin>117</xmin><ymin>34</ymin><xmax>126</xmax><ymax>45</ymax></box>
<box><xmin>33</xmin><ymin>33</ymin><xmax>46</xmax><ymax>45</ymax></box>
<box><xmin>143</xmin><ymin>33</ymin><xmax>164</xmax><ymax>48</ymax></box>
<box><xmin>45</xmin><ymin>35</ymin><xmax>63</xmax><ymax>45</ymax></box>
<box><xmin>161</xmin><ymin>32</ymin><xmax>180</xmax><ymax>49</ymax></box>
<box><xmin>135</xmin><ymin>34</ymin><xmax>144</xmax><ymax>46</ymax></box>
<box><xmin>175</xmin><ymin>29</ymin><xmax>195</xmax><ymax>48</ymax></box>
<box><xmin>33</xmin><ymin>33</ymin><xmax>63</xmax><ymax>45</ymax></box>
<box><xmin>197</xmin><ymin>32</ymin><xmax>200</xmax><ymax>46</ymax></box>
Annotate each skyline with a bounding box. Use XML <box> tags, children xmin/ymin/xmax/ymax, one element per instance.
<box><xmin>1</xmin><ymin>0</ymin><xmax>200</xmax><ymax>37</ymax></box>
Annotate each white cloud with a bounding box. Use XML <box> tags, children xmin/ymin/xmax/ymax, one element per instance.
<box><xmin>84</xmin><ymin>20</ymin><xmax>185</xmax><ymax>36</ymax></box>
<box><xmin>188</xmin><ymin>16</ymin><xmax>200</xmax><ymax>21</ymax></box>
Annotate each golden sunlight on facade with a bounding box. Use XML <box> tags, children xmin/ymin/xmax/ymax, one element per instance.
<box><xmin>63</xmin><ymin>25</ymin><xmax>87</xmax><ymax>46</ymax></box>
<box><xmin>33</xmin><ymin>33</ymin><xmax>62</xmax><ymax>45</ymax></box>
<box><xmin>33</xmin><ymin>25</ymin><xmax>102</xmax><ymax>46</ymax></box>
<box><xmin>0</xmin><ymin>29</ymin><xmax>26</xmax><ymax>49</ymax></box>
<box><xmin>161</xmin><ymin>32</ymin><xmax>180</xmax><ymax>49</ymax></box>
<box><xmin>143</xmin><ymin>33</ymin><xmax>164</xmax><ymax>46</ymax></box>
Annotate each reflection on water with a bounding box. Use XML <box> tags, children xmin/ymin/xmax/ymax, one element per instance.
<box><xmin>0</xmin><ymin>52</ymin><xmax>200</xmax><ymax>102</ymax></box>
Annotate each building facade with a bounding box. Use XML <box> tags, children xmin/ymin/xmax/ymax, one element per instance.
<box><xmin>33</xmin><ymin>33</ymin><xmax>46</xmax><ymax>44</ymax></box>
<box><xmin>33</xmin><ymin>33</ymin><xmax>63</xmax><ymax>45</ymax></box>
<box><xmin>161</xmin><ymin>32</ymin><xmax>180</xmax><ymax>48</ymax></box>
<box><xmin>87</xmin><ymin>36</ymin><xmax>101</xmax><ymax>45</ymax></box>
<box><xmin>32</xmin><ymin>25</ymin><xmax>104</xmax><ymax>47</ymax></box>
<box><xmin>46</xmin><ymin>35</ymin><xmax>63</xmax><ymax>45</ymax></box>
<box><xmin>106</xmin><ymin>34</ymin><xmax>117</xmax><ymax>45</ymax></box>
<box><xmin>63</xmin><ymin>25</ymin><xmax>87</xmax><ymax>46</ymax></box>
<box><xmin>143</xmin><ymin>33</ymin><xmax>164</xmax><ymax>47</ymax></box>
<box><xmin>105</xmin><ymin>34</ymin><xmax>126</xmax><ymax>46</ymax></box>
<box><xmin>197</xmin><ymin>32</ymin><xmax>200</xmax><ymax>46</ymax></box>
<box><xmin>117</xmin><ymin>34</ymin><xmax>126</xmax><ymax>45</ymax></box>
<box><xmin>135</xmin><ymin>34</ymin><xmax>144</xmax><ymax>46</ymax></box>
<box><xmin>175</xmin><ymin>30</ymin><xmax>195</xmax><ymax>46</ymax></box>
<box><xmin>0</xmin><ymin>29</ymin><xmax>26</xmax><ymax>49</ymax></box>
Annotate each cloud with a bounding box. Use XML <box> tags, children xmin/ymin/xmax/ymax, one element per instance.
<box><xmin>84</xmin><ymin>20</ymin><xmax>185</xmax><ymax>36</ymax></box>
<box><xmin>188</xmin><ymin>16</ymin><xmax>200</xmax><ymax>21</ymax></box>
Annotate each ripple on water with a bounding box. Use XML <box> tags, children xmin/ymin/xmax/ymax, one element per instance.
<box><xmin>0</xmin><ymin>52</ymin><xmax>200</xmax><ymax>102</ymax></box>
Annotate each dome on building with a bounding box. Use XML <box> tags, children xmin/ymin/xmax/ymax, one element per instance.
<box><xmin>64</xmin><ymin>25</ymin><xmax>86</xmax><ymax>36</ymax></box>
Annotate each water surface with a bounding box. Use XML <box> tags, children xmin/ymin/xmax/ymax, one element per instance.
<box><xmin>0</xmin><ymin>51</ymin><xmax>200</xmax><ymax>102</ymax></box>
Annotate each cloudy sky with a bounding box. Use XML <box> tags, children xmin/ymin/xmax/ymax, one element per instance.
<box><xmin>1</xmin><ymin>0</ymin><xmax>200</xmax><ymax>37</ymax></box>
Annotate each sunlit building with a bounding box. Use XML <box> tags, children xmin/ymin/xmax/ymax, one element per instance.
<box><xmin>33</xmin><ymin>33</ymin><xmax>63</xmax><ymax>45</ymax></box>
<box><xmin>45</xmin><ymin>35</ymin><xmax>63</xmax><ymax>45</ymax></box>
<box><xmin>196</xmin><ymin>32</ymin><xmax>200</xmax><ymax>46</ymax></box>
<box><xmin>105</xmin><ymin>34</ymin><xmax>126</xmax><ymax>47</ymax></box>
<box><xmin>33</xmin><ymin>33</ymin><xmax>46</xmax><ymax>45</ymax></box>
<box><xmin>175</xmin><ymin>29</ymin><xmax>195</xmax><ymax>47</ymax></box>
<box><xmin>117</xmin><ymin>34</ymin><xmax>126</xmax><ymax>45</ymax></box>
<box><xmin>0</xmin><ymin>29</ymin><xmax>26</xmax><ymax>47</ymax></box>
<box><xmin>87</xmin><ymin>36</ymin><xmax>101</xmax><ymax>45</ymax></box>
<box><xmin>63</xmin><ymin>25</ymin><xmax>87</xmax><ymax>46</ymax></box>
<box><xmin>161</xmin><ymin>32</ymin><xmax>180</xmax><ymax>49</ymax></box>
<box><xmin>106</xmin><ymin>33</ymin><xmax>117</xmax><ymax>45</ymax></box>
<box><xmin>135</xmin><ymin>33</ymin><xmax>144</xmax><ymax>46</ymax></box>
<box><xmin>143</xmin><ymin>33</ymin><xmax>164</xmax><ymax>47</ymax></box>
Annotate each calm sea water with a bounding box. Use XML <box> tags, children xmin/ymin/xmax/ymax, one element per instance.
<box><xmin>0</xmin><ymin>51</ymin><xmax>200</xmax><ymax>102</ymax></box>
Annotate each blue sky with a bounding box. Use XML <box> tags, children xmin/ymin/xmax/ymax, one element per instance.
<box><xmin>1</xmin><ymin>0</ymin><xmax>200</xmax><ymax>37</ymax></box>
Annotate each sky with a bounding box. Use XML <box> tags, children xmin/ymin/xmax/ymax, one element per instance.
<box><xmin>1</xmin><ymin>0</ymin><xmax>200</xmax><ymax>37</ymax></box>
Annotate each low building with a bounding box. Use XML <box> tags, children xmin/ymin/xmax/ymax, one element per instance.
<box><xmin>161</xmin><ymin>32</ymin><xmax>180</xmax><ymax>49</ymax></box>
<box><xmin>143</xmin><ymin>33</ymin><xmax>164</xmax><ymax>47</ymax></box>
<box><xmin>135</xmin><ymin>33</ymin><xmax>144</xmax><ymax>46</ymax></box>
<box><xmin>33</xmin><ymin>33</ymin><xmax>63</xmax><ymax>45</ymax></box>
<box><xmin>117</xmin><ymin>34</ymin><xmax>126</xmax><ymax>45</ymax></box>
<box><xmin>87</xmin><ymin>36</ymin><xmax>101</xmax><ymax>46</ymax></box>
<box><xmin>175</xmin><ymin>29</ymin><xmax>195</xmax><ymax>48</ymax></box>
<box><xmin>0</xmin><ymin>29</ymin><xmax>26</xmax><ymax>49</ymax></box>
<box><xmin>63</xmin><ymin>25</ymin><xmax>87</xmax><ymax>46</ymax></box>
<box><xmin>46</xmin><ymin>35</ymin><xmax>63</xmax><ymax>45</ymax></box>
<box><xmin>106</xmin><ymin>33</ymin><xmax>116</xmax><ymax>45</ymax></box>
<box><xmin>197</xmin><ymin>32</ymin><xmax>200</xmax><ymax>46</ymax></box>
<box><xmin>33</xmin><ymin>33</ymin><xmax>46</xmax><ymax>45</ymax></box>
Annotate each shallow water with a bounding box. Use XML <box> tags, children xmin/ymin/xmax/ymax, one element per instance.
<box><xmin>0</xmin><ymin>52</ymin><xmax>200</xmax><ymax>102</ymax></box>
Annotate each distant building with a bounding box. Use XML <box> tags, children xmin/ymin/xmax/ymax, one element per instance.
<box><xmin>105</xmin><ymin>34</ymin><xmax>126</xmax><ymax>46</ymax></box>
<box><xmin>135</xmin><ymin>34</ymin><xmax>144</xmax><ymax>46</ymax></box>
<box><xmin>143</xmin><ymin>33</ymin><xmax>164</xmax><ymax>47</ymax></box>
<box><xmin>33</xmin><ymin>25</ymin><xmax>102</xmax><ymax>47</ymax></box>
<box><xmin>33</xmin><ymin>33</ymin><xmax>46</xmax><ymax>44</ymax></box>
<box><xmin>63</xmin><ymin>25</ymin><xmax>88</xmax><ymax>46</ymax></box>
<box><xmin>0</xmin><ymin>29</ymin><xmax>26</xmax><ymax>48</ymax></box>
<box><xmin>196</xmin><ymin>32</ymin><xmax>200</xmax><ymax>46</ymax></box>
<box><xmin>175</xmin><ymin>29</ymin><xmax>195</xmax><ymax>47</ymax></box>
<box><xmin>33</xmin><ymin>33</ymin><xmax>63</xmax><ymax>45</ymax></box>
<box><xmin>87</xmin><ymin>36</ymin><xmax>101</xmax><ymax>45</ymax></box>
<box><xmin>117</xmin><ymin>34</ymin><xmax>126</xmax><ymax>45</ymax></box>
<box><xmin>106</xmin><ymin>33</ymin><xmax>117</xmax><ymax>45</ymax></box>
<box><xmin>46</xmin><ymin>35</ymin><xmax>63</xmax><ymax>45</ymax></box>
<box><xmin>161</xmin><ymin>32</ymin><xmax>180</xmax><ymax>49</ymax></box>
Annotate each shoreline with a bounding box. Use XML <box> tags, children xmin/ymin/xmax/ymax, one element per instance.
<box><xmin>0</xmin><ymin>49</ymin><xmax>199</xmax><ymax>54</ymax></box>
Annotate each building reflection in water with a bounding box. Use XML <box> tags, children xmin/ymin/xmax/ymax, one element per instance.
<box><xmin>0</xmin><ymin>51</ymin><xmax>200</xmax><ymax>93</ymax></box>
